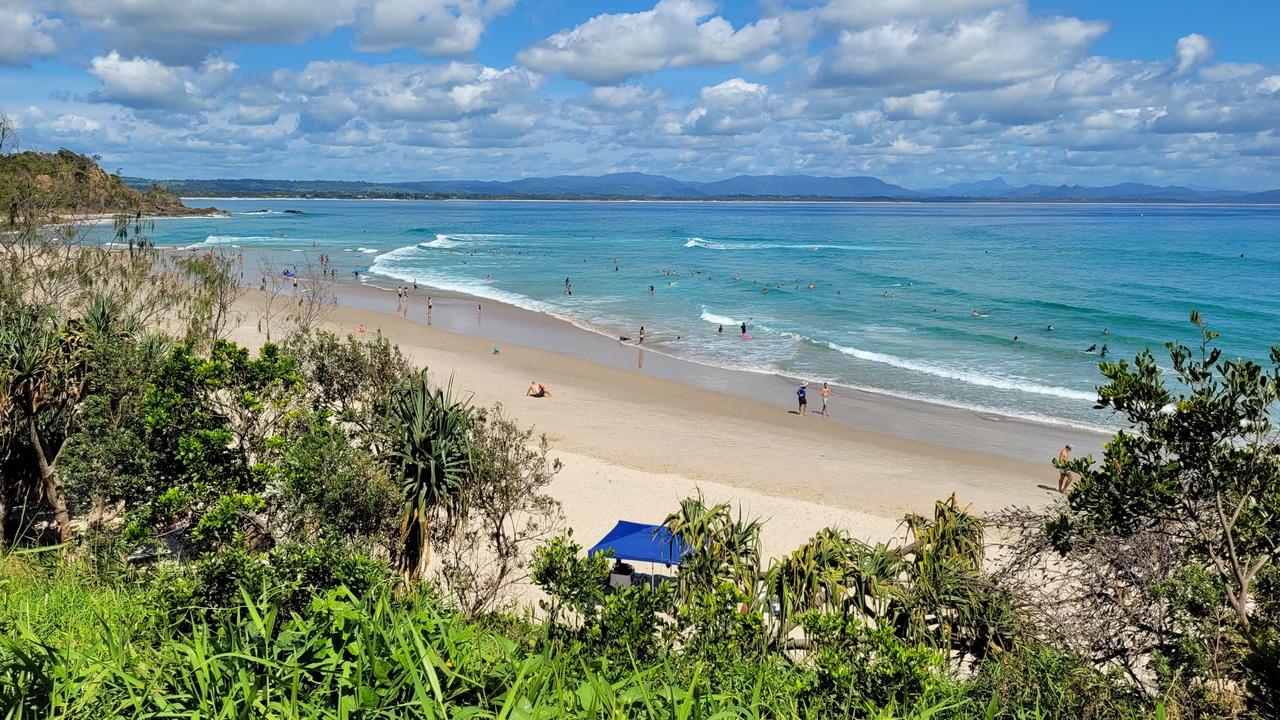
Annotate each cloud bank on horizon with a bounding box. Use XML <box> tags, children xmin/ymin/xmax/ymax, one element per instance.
<box><xmin>2</xmin><ymin>0</ymin><xmax>1279</xmax><ymax>188</ymax></box>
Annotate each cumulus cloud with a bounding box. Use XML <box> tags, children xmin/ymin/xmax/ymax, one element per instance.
<box><xmin>676</xmin><ymin>78</ymin><xmax>776</xmax><ymax>136</ymax></box>
<box><xmin>353</xmin><ymin>0</ymin><xmax>513</xmax><ymax>55</ymax></box>
<box><xmin>518</xmin><ymin>0</ymin><xmax>783</xmax><ymax>85</ymax></box>
<box><xmin>65</xmin><ymin>0</ymin><xmax>359</xmax><ymax>63</ymax></box>
<box><xmin>88</xmin><ymin>52</ymin><xmax>237</xmax><ymax>111</ymax></box>
<box><xmin>1175</xmin><ymin>33</ymin><xmax>1212</xmax><ymax>75</ymax></box>
<box><xmin>61</xmin><ymin>0</ymin><xmax>510</xmax><ymax>63</ymax></box>
<box><xmin>270</xmin><ymin>60</ymin><xmax>545</xmax><ymax>146</ymax></box>
<box><xmin>818</xmin><ymin>0</ymin><xmax>1008</xmax><ymax>28</ymax></box>
<box><xmin>50</xmin><ymin>114</ymin><xmax>102</xmax><ymax>133</ymax></box>
<box><xmin>0</xmin><ymin>0</ymin><xmax>63</xmax><ymax>65</ymax></box>
<box><xmin>814</xmin><ymin>7</ymin><xmax>1106</xmax><ymax>92</ymax></box>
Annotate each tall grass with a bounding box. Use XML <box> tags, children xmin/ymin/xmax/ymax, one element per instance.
<box><xmin>0</xmin><ymin>556</ymin><xmax>1160</xmax><ymax>719</ymax></box>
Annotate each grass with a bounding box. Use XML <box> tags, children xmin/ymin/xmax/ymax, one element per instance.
<box><xmin>0</xmin><ymin>554</ymin><xmax>1162</xmax><ymax>719</ymax></box>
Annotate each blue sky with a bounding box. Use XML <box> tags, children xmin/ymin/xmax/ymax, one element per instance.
<box><xmin>2</xmin><ymin>0</ymin><xmax>1279</xmax><ymax>188</ymax></box>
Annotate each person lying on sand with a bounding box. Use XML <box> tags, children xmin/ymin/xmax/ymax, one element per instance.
<box><xmin>527</xmin><ymin>381</ymin><xmax>551</xmax><ymax>398</ymax></box>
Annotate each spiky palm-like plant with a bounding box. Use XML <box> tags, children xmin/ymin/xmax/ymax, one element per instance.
<box><xmin>388</xmin><ymin>371</ymin><xmax>476</xmax><ymax>581</ymax></box>
<box><xmin>663</xmin><ymin>492</ymin><xmax>763</xmax><ymax>600</ymax></box>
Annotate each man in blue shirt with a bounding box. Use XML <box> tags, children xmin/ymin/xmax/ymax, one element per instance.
<box><xmin>797</xmin><ymin>382</ymin><xmax>808</xmax><ymax>415</ymax></box>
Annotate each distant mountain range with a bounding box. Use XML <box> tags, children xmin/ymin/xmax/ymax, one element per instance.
<box><xmin>125</xmin><ymin>172</ymin><xmax>1280</xmax><ymax>203</ymax></box>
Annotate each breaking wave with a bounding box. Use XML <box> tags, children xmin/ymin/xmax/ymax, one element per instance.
<box><xmin>684</xmin><ymin>237</ymin><xmax>886</xmax><ymax>252</ymax></box>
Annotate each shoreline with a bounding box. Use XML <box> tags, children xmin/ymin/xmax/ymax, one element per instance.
<box><xmin>327</xmin><ymin>270</ymin><xmax>1109</xmax><ymax>465</ymax></box>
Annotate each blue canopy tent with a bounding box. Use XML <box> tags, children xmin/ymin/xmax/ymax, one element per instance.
<box><xmin>588</xmin><ymin>522</ymin><xmax>686</xmax><ymax>587</ymax></box>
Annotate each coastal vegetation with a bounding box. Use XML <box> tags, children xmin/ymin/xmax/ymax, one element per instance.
<box><xmin>2</xmin><ymin>144</ymin><xmax>1279</xmax><ymax>718</ymax></box>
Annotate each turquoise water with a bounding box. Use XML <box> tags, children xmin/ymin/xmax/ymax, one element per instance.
<box><xmin>138</xmin><ymin>199</ymin><xmax>1280</xmax><ymax>429</ymax></box>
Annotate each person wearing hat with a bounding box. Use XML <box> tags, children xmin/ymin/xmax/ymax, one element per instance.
<box><xmin>797</xmin><ymin>381</ymin><xmax>809</xmax><ymax>415</ymax></box>
<box><xmin>1057</xmin><ymin>444</ymin><xmax>1074</xmax><ymax>493</ymax></box>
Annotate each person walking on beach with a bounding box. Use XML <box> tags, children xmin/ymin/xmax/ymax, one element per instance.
<box><xmin>1056</xmin><ymin>444</ymin><xmax>1074</xmax><ymax>493</ymax></box>
<box><xmin>820</xmin><ymin>383</ymin><xmax>831</xmax><ymax>417</ymax></box>
<box><xmin>639</xmin><ymin>326</ymin><xmax>645</xmax><ymax>345</ymax></box>
<box><xmin>797</xmin><ymin>382</ymin><xmax>809</xmax><ymax>415</ymax></box>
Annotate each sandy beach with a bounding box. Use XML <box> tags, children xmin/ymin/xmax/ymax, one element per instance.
<box><xmin>225</xmin><ymin>277</ymin><xmax>1108</xmax><ymax>557</ymax></box>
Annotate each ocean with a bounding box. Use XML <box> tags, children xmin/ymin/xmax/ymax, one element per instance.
<box><xmin>126</xmin><ymin>199</ymin><xmax>1280</xmax><ymax>430</ymax></box>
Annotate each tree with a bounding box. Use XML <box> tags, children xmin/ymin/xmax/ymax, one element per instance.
<box><xmin>0</xmin><ymin>295</ymin><xmax>135</xmax><ymax>542</ymax></box>
<box><xmin>436</xmin><ymin>403</ymin><xmax>563</xmax><ymax>616</ymax></box>
<box><xmin>0</xmin><ymin>109</ymin><xmax>17</xmax><ymax>155</ymax></box>
<box><xmin>998</xmin><ymin>312</ymin><xmax>1280</xmax><ymax>712</ymax></box>
<box><xmin>177</xmin><ymin>251</ymin><xmax>243</xmax><ymax>348</ymax></box>
<box><xmin>387</xmin><ymin>371</ymin><xmax>476</xmax><ymax>580</ymax></box>
<box><xmin>282</xmin><ymin>327</ymin><xmax>415</xmax><ymax>453</ymax></box>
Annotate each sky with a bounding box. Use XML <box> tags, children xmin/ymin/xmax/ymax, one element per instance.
<box><xmin>2</xmin><ymin>0</ymin><xmax>1279</xmax><ymax>188</ymax></box>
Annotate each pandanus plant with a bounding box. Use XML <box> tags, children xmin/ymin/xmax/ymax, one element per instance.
<box><xmin>388</xmin><ymin>371</ymin><xmax>476</xmax><ymax>581</ymax></box>
<box><xmin>0</xmin><ymin>293</ymin><xmax>132</xmax><ymax>543</ymax></box>
<box><xmin>662</xmin><ymin>492</ymin><xmax>763</xmax><ymax>600</ymax></box>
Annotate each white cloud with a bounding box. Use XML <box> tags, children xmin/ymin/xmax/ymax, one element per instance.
<box><xmin>0</xmin><ymin>0</ymin><xmax>63</xmax><ymax>65</ymax></box>
<box><xmin>270</xmin><ymin>60</ymin><xmax>545</xmax><ymax>147</ymax></box>
<box><xmin>1174</xmin><ymin>33</ymin><xmax>1212</xmax><ymax>75</ymax></box>
<box><xmin>815</xmin><ymin>7</ymin><xmax>1106</xmax><ymax>92</ymax></box>
<box><xmin>677</xmin><ymin>78</ymin><xmax>775</xmax><ymax>136</ymax></box>
<box><xmin>882</xmin><ymin>90</ymin><xmax>953</xmax><ymax>120</ymax></box>
<box><xmin>353</xmin><ymin>0</ymin><xmax>514</xmax><ymax>55</ymax></box>
<box><xmin>62</xmin><ymin>0</ymin><xmax>510</xmax><ymax>63</ymax></box>
<box><xmin>50</xmin><ymin>114</ymin><xmax>102</xmax><ymax>133</ymax></box>
<box><xmin>818</xmin><ymin>0</ymin><xmax>1008</xmax><ymax>29</ymax></box>
<box><xmin>66</xmin><ymin>0</ymin><xmax>359</xmax><ymax>63</ymax></box>
<box><xmin>518</xmin><ymin>0</ymin><xmax>783</xmax><ymax>85</ymax></box>
<box><xmin>89</xmin><ymin>52</ymin><xmax>237</xmax><ymax>111</ymax></box>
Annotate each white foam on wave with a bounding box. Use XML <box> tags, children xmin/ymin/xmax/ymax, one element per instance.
<box><xmin>370</xmin><ymin>244</ymin><xmax>423</xmax><ymax>269</ymax></box>
<box><xmin>684</xmin><ymin>237</ymin><xmax>885</xmax><ymax>252</ymax></box>
<box><xmin>357</xmin><ymin>247</ymin><xmax>379</xmax><ymax>254</ymax></box>
<box><xmin>787</xmin><ymin>333</ymin><xmax>1096</xmax><ymax>402</ymax></box>
<box><xmin>205</xmin><ymin>234</ymin><xmax>272</xmax><ymax>244</ymax></box>
<box><xmin>422</xmin><ymin>235</ymin><xmax>461</xmax><ymax>249</ymax></box>
<box><xmin>370</xmin><ymin>245</ymin><xmax>568</xmax><ymax>321</ymax></box>
<box><xmin>699</xmin><ymin>307</ymin><xmax>739</xmax><ymax>326</ymax></box>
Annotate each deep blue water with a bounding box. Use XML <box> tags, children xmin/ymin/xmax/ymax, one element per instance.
<box><xmin>133</xmin><ymin>199</ymin><xmax>1280</xmax><ymax>429</ymax></box>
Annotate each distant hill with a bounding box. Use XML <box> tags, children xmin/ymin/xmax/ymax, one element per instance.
<box><xmin>697</xmin><ymin>174</ymin><xmax>915</xmax><ymax>198</ymax></box>
<box><xmin>124</xmin><ymin>172</ymin><xmax>1280</xmax><ymax>204</ymax></box>
<box><xmin>1241</xmin><ymin>189</ymin><xmax>1280</xmax><ymax>202</ymax></box>
<box><xmin>1</xmin><ymin>148</ymin><xmax>218</xmax><ymax>222</ymax></box>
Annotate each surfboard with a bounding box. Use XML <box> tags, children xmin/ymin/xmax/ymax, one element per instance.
<box><xmin>741</xmin><ymin>333</ymin><xmax>752</xmax><ymax>339</ymax></box>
